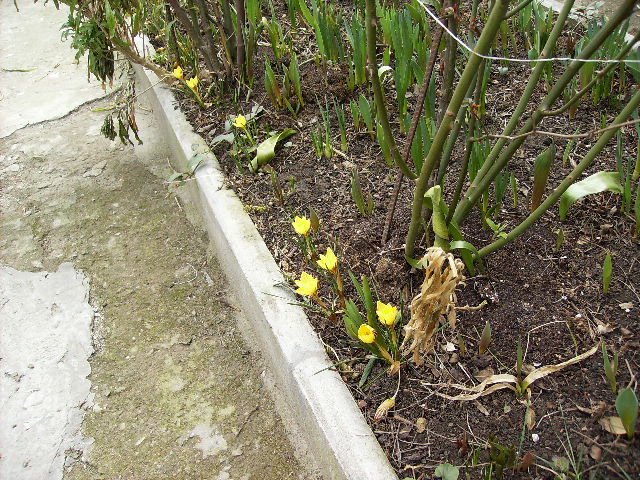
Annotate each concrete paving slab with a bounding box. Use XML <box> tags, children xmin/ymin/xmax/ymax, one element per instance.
<box><xmin>0</xmin><ymin>0</ymin><xmax>115</xmax><ymax>138</ymax></box>
<box><xmin>0</xmin><ymin>263</ymin><xmax>94</xmax><ymax>480</ymax></box>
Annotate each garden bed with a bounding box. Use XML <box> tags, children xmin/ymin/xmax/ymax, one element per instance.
<box><xmin>154</xmin><ymin>0</ymin><xmax>640</xmax><ymax>477</ymax></box>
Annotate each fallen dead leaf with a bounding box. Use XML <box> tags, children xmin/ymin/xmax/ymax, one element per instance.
<box><xmin>595</xmin><ymin>319</ymin><xmax>614</xmax><ymax>335</ymax></box>
<box><xmin>416</xmin><ymin>417</ymin><xmax>427</xmax><ymax>433</ymax></box>
<box><xmin>444</xmin><ymin>341</ymin><xmax>457</xmax><ymax>352</ymax></box>
<box><xmin>474</xmin><ymin>366</ymin><xmax>495</xmax><ymax>382</ymax></box>
<box><xmin>576</xmin><ymin>404</ymin><xmax>595</xmax><ymax>415</ymax></box>
<box><xmin>525</xmin><ymin>406</ymin><xmax>536</xmax><ymax>430</ymax></box>
<box><xmin>589</xmin><ymin>444</ymin><xmax>603</xmax><ymax>462</ymax></box>
<box><xmin>599</xmin><ymin>416</ymin><xmax>627</xmax><ymax>435</ymax></box>
<box><xmin>474</xmin><ymin>400</ymin><xmax>490</xmax><ymax>416</ymax></box>
<box><xmin>618</xmin><ymin>302</ymin><xmax>634</xmax><ymax>310</ymax></box>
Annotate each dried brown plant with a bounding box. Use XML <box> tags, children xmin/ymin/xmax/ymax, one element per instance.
<box><xmin>401</xmin><ymin>247</ymin><xmax>465</xmax><ymax>364</ymax></box>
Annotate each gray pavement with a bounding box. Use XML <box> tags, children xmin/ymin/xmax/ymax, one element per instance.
<box><xmin>0</xmin><ymin>2</ymin><xmax>317</xmax><ymax>479</ymax></box>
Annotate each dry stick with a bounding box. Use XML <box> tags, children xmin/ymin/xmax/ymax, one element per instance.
<box><xmin>380</xmin><ymin>26</ymin><xmax>445</xmax><ymax>245</ymax></box>
<box><xmin>167</xmin><ymin>0</ymin><xmax>218</xmax><ymax>72</ymax></box>
<box><xmin>194</xmin><ymin>0</ymin><xmax>223</xmax><ymax>73</ymax></box>
<box><xmin>235</xmin><ymin>0</ymin><xmax>247</xmax><ymax>80</ymax></box>
<box><xmin>475</xmin><ymin>118</ymin><xmax>640</xmax><ymax>142</ymax></box>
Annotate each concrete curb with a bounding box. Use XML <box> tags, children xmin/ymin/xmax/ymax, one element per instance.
<box><xmin>132</xmin><ymin>64</ymin><xmax>398</xmax><ymax>480</ymax></box>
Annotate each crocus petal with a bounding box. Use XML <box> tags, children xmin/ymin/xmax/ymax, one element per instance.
<box><xmin>295</xmin><ymin>272</ymin><xmax>318</xmax><ymax>296</ymax></box>
<box><xmin>233</xmin><ymin>115</ymin><xmax>247</xmax><ymax>129</ymax></box>
<box><xmin>317</xmin><ymin>247</ymin><xmax>338</xmax><ymax>272</ymax></box>
<box><xmin>376</xmin><ymin>301</ymin><xmax>398</xmax><ymax>326</ymax></box>
<box><xmin>292</xmin><ymin>216</ymin><xmax>311</xmax><ymax>236</ymax></box>
<box><xmin>358</xmin><ymin>324</ymin><xmax>376</xmax><ymax>344</ymax></box>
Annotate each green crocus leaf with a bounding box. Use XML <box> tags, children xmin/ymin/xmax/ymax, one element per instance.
<box><xmin>559</xmin><ymin>171</ymin><xmax>623</xmax><ymax>220</ymax></box>
<box><xmin>249</xmin><ymin>129</ymin><xmax>296</xmax><ymax>173</ymax></box>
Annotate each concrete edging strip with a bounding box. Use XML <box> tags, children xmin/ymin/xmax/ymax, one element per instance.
<box><xmin>132</xmin><ymin>63</ymin><xmax>398</xmax><ymax>480</ymax></box>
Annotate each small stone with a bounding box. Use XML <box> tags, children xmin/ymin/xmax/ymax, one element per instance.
<box><xmin>531</xmin><ymin>433</ymin><xmax>540</xmax><ymax>443</ymax></box>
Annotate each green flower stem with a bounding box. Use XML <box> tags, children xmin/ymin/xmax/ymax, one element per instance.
<box><xmin>404</xmin><ymin>0</ymin><xmax>509</xmax><ymax>260</ymax></box>
<box><xmin>311</xmin><ymin>294</ymin><xmax>331</xmax><ymax>314</ymax></box>
<box><xmin>365</xmin><ymin>0</ymin><xmax>417</xmax><ymax>180</ymax></box>
<box><xmin>452</xmin><ymin>0</ymin><xmax>634</xmax><ymax>225</ymax></box>
<box><xmin>374</xmin><ymin>340</ymin><xmax>394</xmax><ymax>364</ymax></box>
<box><xmin>334</xmin><ymin>269</ymin><xmax>346</xmax><ymax>309</ymax></box>
<box><xmin>390</xmin><ymin>327</ymin><xmax>398</xmax><ymax>351</ymax></box>
<box><xmin>477</xmin><ymin>86</ymin><xmax>640</xmax><ymax>258</ymax></box>
<box><xmin>241</xmin><ymin>127</ymin><xmax>255</xmax><ymax>145</ymax></box>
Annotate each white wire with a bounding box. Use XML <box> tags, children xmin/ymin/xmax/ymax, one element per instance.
<box><xmin>417</xmin><ymin>0</ymin><xmax>640</xmax><ymax>64</ymax></box>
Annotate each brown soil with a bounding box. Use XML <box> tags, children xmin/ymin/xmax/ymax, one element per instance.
<box><xmin>156</xmin><ymin>2</ymin><xmax>640</xmax><ymax>478</ymax></box>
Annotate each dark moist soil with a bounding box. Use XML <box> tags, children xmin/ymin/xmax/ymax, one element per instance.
<box><xmin>156</xmin><ymin>2</ymin><xmax>639</xmax><ymax>478</ymax></box>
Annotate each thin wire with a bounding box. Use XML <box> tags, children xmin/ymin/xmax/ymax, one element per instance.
<box><xmin>417</xmin><ymin>0</ymin><xmax>640</xmax><ymax>64</ymax></box>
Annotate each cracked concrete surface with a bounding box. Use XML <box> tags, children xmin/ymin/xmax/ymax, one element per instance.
<box><xmin>0</xmin><ymin>0</ymin><xmax>116</xmax><ymax>138</ymax></box>
<box><xmin>0</xmin><ymin>3</ymin><xmax>319</xmax><ymax>479</ymax></box>
<box><xmin>0</xmin><ymin>264</ymin><xmax>95</xmax><ymax>480</ymax></box>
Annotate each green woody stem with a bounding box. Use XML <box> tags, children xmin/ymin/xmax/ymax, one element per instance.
<box><xmin>365</xmin><ymin>0</ymin><xmax>417</xmax><ymax>180</ymax></box>
<box><xmin>477</xmin><ymin>87</ymin><xmax>640</xmax><ymax>258</ymax></box>
<box><xmin>404</xmin><ymin>0</ymin><xmax>509</xmax><ymax>260</ymax></box>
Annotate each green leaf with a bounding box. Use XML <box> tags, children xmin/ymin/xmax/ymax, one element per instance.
<box><xmin>634</xmin><ymin>182</ymin><xmax>640</xmax><ymax>238</ymax></box>
<box><xmin>559</xmin><ymin>171</ymin><xmax>623</xmax><ymax>220</ymax></box>
<box><xmin>424</xmin><ymin>185</ymin><xmax>449</xmax><ymax>245</ymax></box>
<box><xmin>448</xmin><ymin>220</ymin><xmax>478</xmax><ymax>276</ymax></box>
<box><xmin>615</xmin><ymin>388</ymin><xmax>638</xmax><ymax>438</ymax></box>
<box><xmin>249</xmin><ymin>129</ymin><xmax>296</xmax><ymax>173</ymax></box>
<box><xmin>449</xmin><ymin>240</ymin><xmax>479</xmax><ymax>256</ymax></box>
<box><xmin>359</xmin><ymin>357</ymin><xmax>377</xmax><ymax>388</ymax></box>
<box><xmin>378</xmin><ymin>65</ymin><xmax>393</xmax><ymax>81</ymax></box>
<box><xmin>531</xmin><ymin>143</ymin><xmax>556</xmax><ymax>211</ymax></box>
<box><xmin>435</xmin><ymin>463</ymin><xmax>459</xmax><ymax>480</ymax></box>
<box><xmin>404</xmin><ymin>254</ymin><xmax>425</xmax><ymax>270</ymax></box>
<box><xmin>105</xmin><ymin>0</ymin><xmax>116</xmax><ymax>36</ymax></box>
<box><xmin>603</xmin><ymin>252</ymin><xmax>613</xmax><ymax>294</ymax></box>
<box><xmin>186</xmin><ymin>153</ymin><xmax>206</xmax><ymax>174</ymax></box>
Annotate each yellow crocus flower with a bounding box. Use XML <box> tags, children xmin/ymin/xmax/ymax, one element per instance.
<box><xmin>376</xmin><ymin>301</ymin><xmax>398</xmax><ymax>326</ymax></box>
<box><xmin>317</xmin><ymin>247</ymin><xmax>338</xmax><ymax>273</ymax></box>
<box><xmin>233</xmin><ymin>115</ymin><xmax>247</xmax><ymax>130</ymax></box>
<box><xmin>358</xmin><ymin>324</ymin><xmax>376</xmax><ymax>344</ymax></box>
<box><xmin>186</xmin><ymin>76</ymin><xmax>199</xmax><ymax>93</ymax></box>
<box><xmin>295</xmin><ymin>272</ymin><xmax>319</xmax><ymax>297</ymax></box>
<box><xmin>172</xmin><ymin>66</ymin><xmax>184</xmax><ymax>81</ymax></box>
<box><xmin>292</xmin><ymin>216</ymin><xmax>311</xmax><ymax>236</ymax></box>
